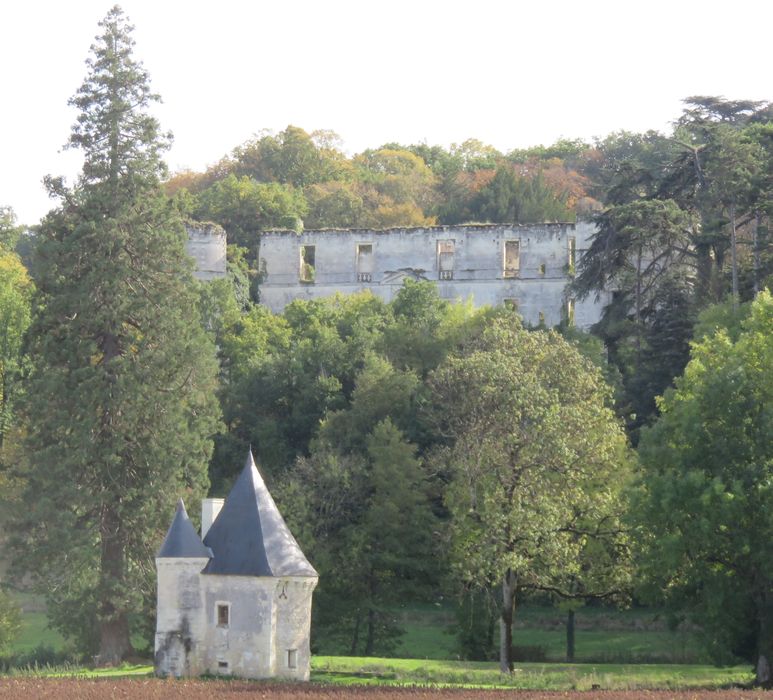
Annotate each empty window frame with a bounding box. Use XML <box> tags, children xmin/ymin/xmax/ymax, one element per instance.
<box><xmin>503</xmin><ymin>240</ymin><xmax>520</xmax><ymax>278</ymax></box>
<box><xmin>567</xmin><ymin>236</ymin><xmax>576</xmax><ymax>273</ymax></box>
<box><xmin>287</xmin><ymin>649</ymin><xmax>298</xmax><ymax>669</ymax></box>
<box><xmin>437</xmin><ymin>240</ymin><xmax>455</xmax><ymax>280</ymax></box>
<box><xmin>503</xmin><ymin>298</ymin><xmax>520</xmax><ymax>311</ymax></box>
<box><xmin>566</xmin><ymin>298</ymin><xmax>575</xmax><ymax>326</ymax></box>
<box><xmin>538</xmin><ymin>262</ymin><xmax>546</xmax><ymax>276</ymax></box>
<box><xmin>216</xmin><ymin>602</ymin><xmax>230</xmax><ymax>628</ymax></box>
<box><xmin>218</xmin><ymin>660</ymin><xmax>229</xmax><ymax>672</ymax></box>
<box><xmin>299</xmin><ymin>245</ymin><xmax>316</xmax><ymax>282</ymax></box>
<box><xmin>356</xmin><ymin>243</ymin><xmax>373</xmax><ymax>282</ymax></box>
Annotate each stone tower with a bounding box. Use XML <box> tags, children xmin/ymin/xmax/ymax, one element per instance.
<box><xmin>155</xmin><ymin>451</ymin><xmax>318</xmax><ymax>679</ymax></box>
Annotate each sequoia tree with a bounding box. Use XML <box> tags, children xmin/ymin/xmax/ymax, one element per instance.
<box><xmin>14</xmin><ymin>6</ymin><xmax>219</xmax><ymax>663</ymax></box>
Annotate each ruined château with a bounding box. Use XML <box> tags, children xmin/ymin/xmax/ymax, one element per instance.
<box><xmin>186</xmin><ymin>221</ymin><xmax>609</xmax><ymax>329</ymax></box>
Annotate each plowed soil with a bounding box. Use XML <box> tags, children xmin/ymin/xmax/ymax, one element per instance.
<box><xmin>0</xmin><ymin>679</ymin><xmax>770</xmax><ymax>699</ymax></box>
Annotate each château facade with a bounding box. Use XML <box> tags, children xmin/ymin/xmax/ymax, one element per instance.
<box><xmin>257</xmin><ymin>222</ymin><xmax>608</xmax><ymax>329</ymax></box>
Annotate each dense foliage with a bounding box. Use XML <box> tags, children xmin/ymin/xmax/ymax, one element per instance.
<box><xmin>636</xmin><ymin>292</ymin><xmax>773</xmax><ymax>683</ymax></box>
<box><xmin>1</xmin><ymin>4</ymin><xmax>772</xmax><ymax>679</ymax></box>
<box><xmin>10</xmin><ymin>7</ymin><xmax>220</xmax><ymax>663</ymax></box>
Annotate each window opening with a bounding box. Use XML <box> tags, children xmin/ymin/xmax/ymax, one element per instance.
<box><xmin>567</xmin><ymin>237</ymin><xmax>576</xmax><ymax>274</ymax></box>
<box><xmin>217</xmin><ymin>603</ymin><xmax>230</xmax><ymax>628</ymax></box>
<box><xmin>538</xmin><ymin>311</ymin><xmax>545</xmax><ymax>326</ymax></box>
<box><xmin>218</xmin><ymin>661</ymin><xmax>229</xmax><ymax>671</ymax></box>
<box><xmin>503</xmin><ymin>298</ymin><xmax>519</xmax><ymax>311</ymax></box>
<box><xmin>504</xmin><ymin>240</ymin><xmax>520</xmax><ymax>278</ymax></box>
<box><xmin>356</xmin><ymin>243</ymin><xmax>373</xmax><ymax>282</ymax></box>
<box><xmin>287</xmin><ymin>649</ymin><xmax>298</xmax><ymax>669</ymax></box>
<box><xmin>437</xmin><ymin>240</ymin><xmax>455</xmax><ymax>280</ymax></box>
<box><xmin>300</xmin><ymin>245</ymin><xmax>316</xmax><ymax>282</ymax></box>
<box><xmin>567</xmin><ymin>298</ymin><xmax>575</xmax><ymax>326</ymax></box>
<box><xmin>538</xmin><ymin>262</ymin><xmax>546</xmax><ymax>276</ymax></box>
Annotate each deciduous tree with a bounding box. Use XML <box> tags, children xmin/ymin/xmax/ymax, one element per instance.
<box><xmin>428</xmin><ymin>316</ymin><xmax>631</xmax><ymax>673</ymax></box>
<box><xmin>637</xmin><ymin>291</ymin><xmax>773</xmax><ymax>685</ymax></box>
<box><xmin>0</xmin><ymin>247</ymin><xmax>32</xmax><ymax>455</ymax></box>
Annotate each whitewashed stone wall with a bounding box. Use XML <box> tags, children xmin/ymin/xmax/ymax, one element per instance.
<box><xmin>185</xmin><ymin>223</ymin><xmax>227</xmax><ymax>281</ymax></box>
<box><xmin>155</xmin><ymin>557</ymin><xmax>211</xmax><ymax>677</ymax></box>
<box><xmin>155</xmin><ymin>566</ymin><xmax>316</xmax><ymax>680</ymax></box>
<box><xmin>258</xmin><ymin>222</ymin><xmax>608</xmax><ymax>329</ymax></box>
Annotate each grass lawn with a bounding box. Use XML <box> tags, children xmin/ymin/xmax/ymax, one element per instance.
<box><xmin>9</xmin><ymin>595</ymin><xmax>704</xmax><ymax>664</ymax></box>
<box><xmin>0</xmin><ymin>657</ymin><xmax>753</xmax><ymax>691</ymax></box>
<box><xmin>5</xmin><ymin>597</ymin><xmax>726</xmax><ymax>690</ymax></box>
<box><xmin>395</xmin><ymin>620</ymin><xmax>700</xmax><ymax>663</ymax></box>
<box><xmin>311</xmin><ymin>656</ymin><xmax>753</xmax><ymax>690</ymax></box>
<box><xmin>12</xmin><ymin>609</ymin><xmax>65</xmax><ymax>653</ymax></box>
<box><xmin>4</xmin><ymin>656</ymin><xmax>753</xmax><ymax>691</ymax></box>
<box><xmin>390</xmin><ymin>603</ymin><xmax>704</xmax><ymax>664</ymax></box>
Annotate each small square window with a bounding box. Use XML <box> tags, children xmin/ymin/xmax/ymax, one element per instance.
<box><xmin>287</xmin><ymin>649</ymin><xmax>298</xmax><ymax>669</ymax></box>
<box><xmin>538</xmin><ymin>263</ymin><xmax>546</xmax><ymax>276</ymax></box>
<box><xmin>218</xmin><ymin>660</ymin><xmax>229</xmax><ymax>671</ymax></box>
<box><xmin>217</xmin><ymin>603</ymin><xmax>230</xmax><ymax>627</ymax></box>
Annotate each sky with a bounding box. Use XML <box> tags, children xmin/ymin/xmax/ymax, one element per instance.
<box><xmin>2</xmin><ymin>0</ymin><xmax>772</xmax><ymax>226</ymax></box>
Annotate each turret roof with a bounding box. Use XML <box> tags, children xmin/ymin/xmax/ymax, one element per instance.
<box><xmin>202</xmin><ymin>451</ymin><xmax>317</xmax><ymax>578</ymax></box>
<box><xmin>157</xmin><ymin>499</ymin><xmax>213</xmax><ymax>559</ymax></box>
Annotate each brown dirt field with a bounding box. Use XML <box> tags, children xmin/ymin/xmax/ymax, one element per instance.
<box><xmin>0</xmin><ymin>680</ymin><xmax>772</xmax><ymax>700</ymax></box>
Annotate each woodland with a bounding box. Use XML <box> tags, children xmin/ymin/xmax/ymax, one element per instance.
<box><xmin>0</xmin><ymin>4</ymin><xmax>772</xmax><ymax>688</ymax></box>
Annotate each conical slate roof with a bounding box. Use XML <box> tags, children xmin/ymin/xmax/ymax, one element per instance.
<box><xmin>203</xmin><ymin>451</ymin><xmax>317</xmax><ymax>578</ymax></box>
<box><xmin>158</xmin><ymin>499</ymin><xmax>213</xmax><ymax>559</ymax></box>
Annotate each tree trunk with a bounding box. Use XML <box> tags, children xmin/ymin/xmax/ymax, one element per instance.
<box><xmin>350</xmin><ymin>611</ymin><xmax>361</xmax><ymax>656</ymax></box>
<box><xmin>753</xmin><ymin>211</ymin><xmax>761</xmax><ymax>296</ymax></box>
<box><xmin>730</xmin><ymin>202</ymin><xmax>739</xmax><ymax>310</ymax></box>
<box><xmin>756</xmin><ymin>591</ymin><xmax>773</xmax><ymax>687</ymax></box>
<box><xmin>566</xmin><ymin>610</ymin><xmax>576</xmax><ymax>662</ymax></box>
<box><xmin>635</xmin><ymin>244</ymin><xmax>643</xmax><ymax>356</ymax></box>
<box><xmin>499</xmin><ymin>570</ymin><xmax>516</xmax><ymax>674</ymax></box>
<box><xmin>364</xmin><ymin>607</ymin><xmax>376</xmax><ymax>656</ymax></box>
<box><xmin>695</xmin><ymin>240</ymin><xmax>713</xmax><ymax>304</ymax></box>
<box><xmin>99</xmin><ymin>614</ymin><xmax>131</xmax><ymax>666</ymax></box>
<box><xmin>97</xmin><ymin>504</ymin><xmax>131</xmax><ymax>665</ymax></box>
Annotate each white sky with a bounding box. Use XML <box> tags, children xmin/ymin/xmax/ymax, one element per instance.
<box><xmin>2</xmin><ymin>0</ymin><xmax>771</xmax><ymax>226</ymax></box>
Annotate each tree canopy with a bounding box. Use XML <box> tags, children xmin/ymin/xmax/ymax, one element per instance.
<box><xmin>636</xmin><ymin>291</ymin><xmax>773</xmax><ymax>683</ymax></box>
<box><xmin>428</xmin><ymin>315</ymin><xmax>632</xmax><ymax>672</ymax></box>
<box><xmin>12</xmin><ymin>6</ymin><xmax>220</xmax><ymax>663</ymax></box>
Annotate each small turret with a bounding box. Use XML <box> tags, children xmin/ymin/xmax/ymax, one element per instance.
<box><xmin>155</xmin><ymin>499</ymin><xmax>211</xmax><ymax>677</ymax></box>
<box><xmin>202</xmin><ymin>450</ymin><xmax>317</xmax><ymax>577</ymax></box>
<box><xmin>158</xmin><ymin>499</ymin><xmax>213</xmax><ymax>559</ymax></box>
<box><xmin>154</xmin><ymin>452</ymin><xmax>318</xmax><ymax>680</ymax></box>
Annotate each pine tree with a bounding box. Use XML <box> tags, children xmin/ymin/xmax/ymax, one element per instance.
<box><xmin>14</xmin><ymin>6</ymin><xmax>220</xmax><ymax>663</ymax></box>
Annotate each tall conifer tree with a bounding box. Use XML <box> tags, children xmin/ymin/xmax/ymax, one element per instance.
<box><xmin>14</xmin><ymin>6</ymin><xmax>220</xmax><ymax>663</ymax></box>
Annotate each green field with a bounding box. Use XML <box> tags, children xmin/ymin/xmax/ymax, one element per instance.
<box><xmin>8</xmin><ymin>597</ymin><xmax>706</xmax><ymax>664</ymax></box>
<box><xmin>386</xmin><ymin>602</ymin><xmax>705</xmax><ymax>665</ymax></box>
<box><xmin>312</xmin><ymin>656</ymin><xmax>752</xmax><ymax>690</ymax></box>
<box><xmin>4</xmin><ymin>596</ymin><xmax>748</xmax><ymax>691</ymax></box>
<box><xmin>0</xmin><ymin>657</ymin><xmax>754</xmax><ymax>691</ymax></box>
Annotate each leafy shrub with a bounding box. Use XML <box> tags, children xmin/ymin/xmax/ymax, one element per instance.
<box><xmin>0</xmin><ymin>644</ymin><xmax>80</xmax><ymax>672</ymax></box>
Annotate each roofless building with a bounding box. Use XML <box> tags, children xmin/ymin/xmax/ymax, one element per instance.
<box><xmin>154</xmin><ymin>451</ymin><xmax>317</xmax><ymax>679</ymax></box>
